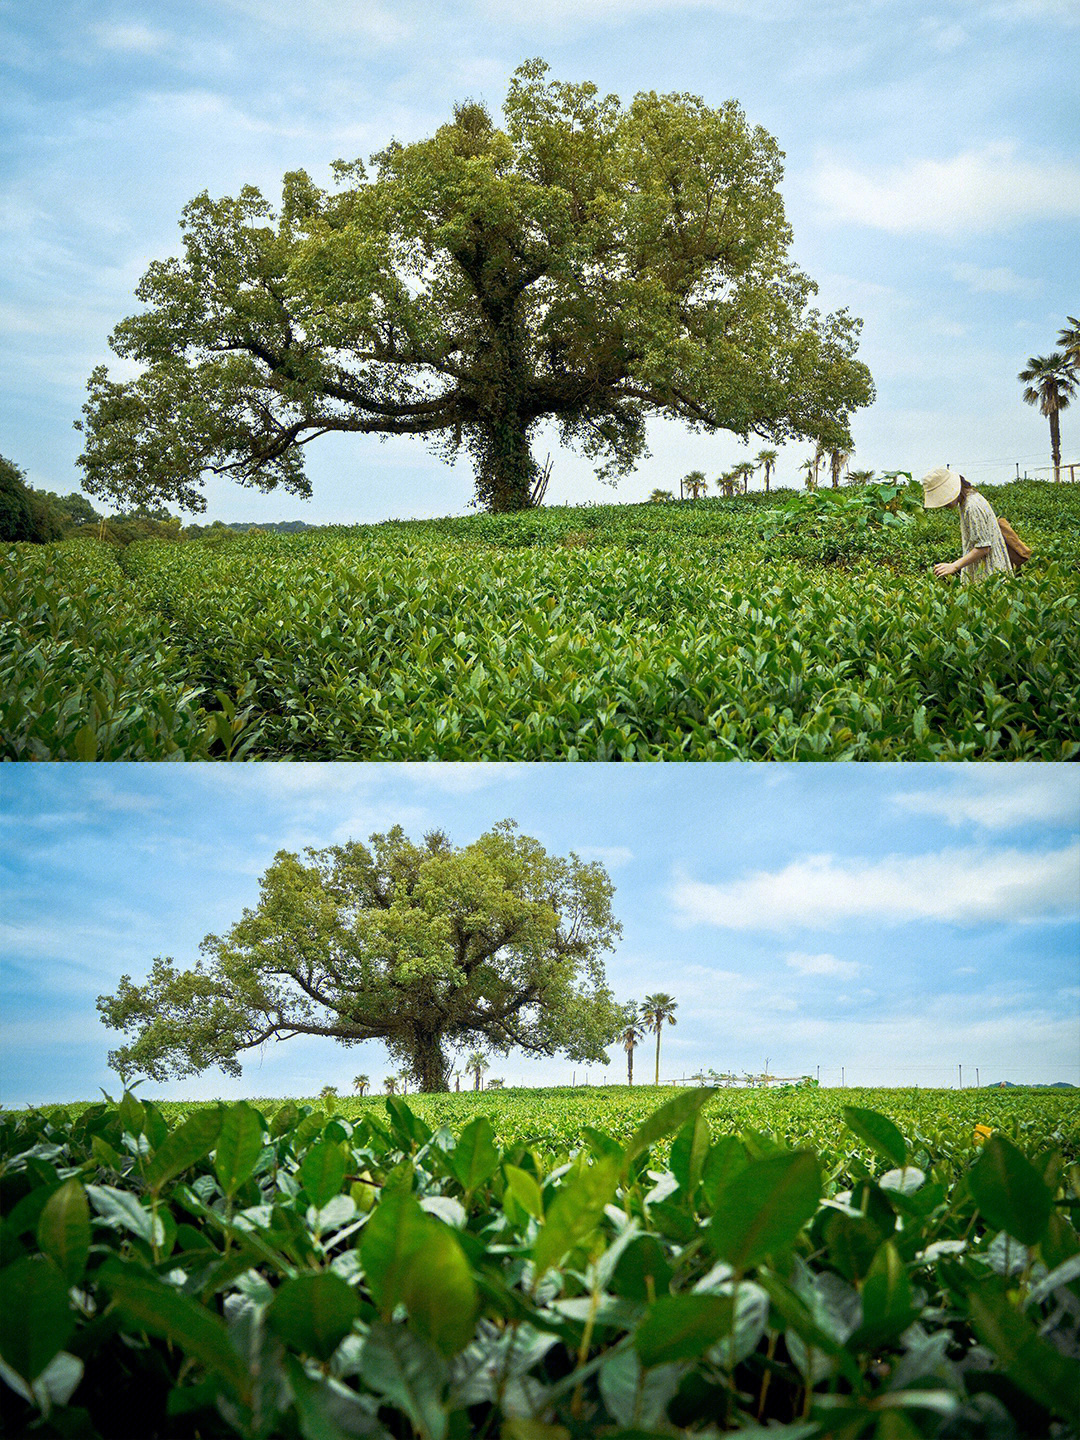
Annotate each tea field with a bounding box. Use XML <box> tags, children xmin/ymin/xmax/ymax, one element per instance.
<box><xmin>2</xmin><ymin>1085</ymin><xmax>1077</xmax><ymax>1439</ymax></box>
<box><xmin>4</xmin><ymin>481</ymin><xmax>1079</xmax><ymax>760</ymax></box>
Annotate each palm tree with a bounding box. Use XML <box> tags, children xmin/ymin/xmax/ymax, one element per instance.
<box><xmin>716</xmin><ymin>470</ymin><xmax>738</xmax><ymax>498</ymax></box>
<box><xmin>620</xmin><ymin>1005</ymin><xmax>646</xmax><ymax>1085</ymax></box>
<box><xmin>828</xmin><ymin>445</ymin><xmax>851</xmax><ymax>489</ymax></box>
<box><xmin>649</xmin><ymin>487</ymin><xmax>674</xmax><ymax>503</ymax></box>
<box><xmin>384</xmin><ymin>1075</ymin><xmax>397</xmax><ymax>1095</ymax></box>
<box><xmin>846</xmin><ymin>468</ymin><xmax>875</xmax><ymax>486</ymax></box>
<box><xmin>798</xmin><ymin>457</ymin><xmax>816</xmax><ymax>491</ymax></box>
<box><xmin>397</xmin><ymin>1068</ymin><xmax>410</xmax><ymax>1095</ymax></box>
<box><xmin>1019</xmin><ymin>352</ymin><xmax>1076</xmax><ymax>483</ymax></box>
<box><xmin>353</xmin><ymin>1074</ymin><xmax>369</xmax><ymax>1096</ymax></box>
<box><xmin>755</xmin><ymin>448</ymin><xmax>778</xmax><ymax>493</ymax></box>
<box><xmin>641</xmin><ymin>993</ymin><xmax>678</xmax><ymax>1085</ymax></box>
<box><xmin>681</xmin><ymin>470</ymin><xmax>708</xmax><ymax>500</ymax></box>
<box><xmin>466</xmin><ymin>1051</ymin><xmax>489</xmax><ymax>1091</ymax></box>
<box><xmin>732</xmin><ymin>460</ymin><xmax>756</xmax><ymax>494</ymax></box>
<box><xmin>1057</xmin><ymin>316</ymin><xmax>1080</xmax><ymax>371</ymax></box>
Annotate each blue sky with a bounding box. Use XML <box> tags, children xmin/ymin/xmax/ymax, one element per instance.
<box><xmin>2</xmin><ymin>0</ymin><xmax>1078</xmax><ymax>523</ymax></box>
<box><xmin>1</xmin><ymin>763</ymin><xmax>1076</xmax><ymax>1105</ymax></box>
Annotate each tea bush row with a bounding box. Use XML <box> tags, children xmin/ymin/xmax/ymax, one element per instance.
<box><xmin>2</xmin><ymin>1086</ymin><xmax>1077</xmax><ymax>1438</ymax></box>
<box><xmin>5</xmin><ymin>483</ymin><xmax>1079</xmax><ymax>759</ymax></box>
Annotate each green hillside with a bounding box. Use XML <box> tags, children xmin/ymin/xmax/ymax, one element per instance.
<box><xmin>4</xmin><ymin>481</ymin><xmax>1078</xmax><ymax>760</ymax></box>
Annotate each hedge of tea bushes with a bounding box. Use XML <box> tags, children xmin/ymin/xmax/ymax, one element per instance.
<box><xmin>2</xmin><ymin>1087</ymin><xmax>1077</xmax><ymax>1439</ymax></box>
<box><xmin>4</xmin><ymin>482</ymin><xmax>1078</xmax><ymax>760</ymax></box>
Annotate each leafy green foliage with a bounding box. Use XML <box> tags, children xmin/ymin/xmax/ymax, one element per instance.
<box><xmin>1</xmin><ymin>1087</ymin><xmax>1078</xmax><ymax>1437</ymax></box>
<box><xmin>6</xmin><ymin>480</ymin><xmax>1077</xmax><ymax>759</ymax></box>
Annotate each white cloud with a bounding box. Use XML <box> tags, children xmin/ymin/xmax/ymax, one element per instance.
<box><xmin>92</xmin><ymin>23</ymin><xmax>170</xmax><ymax>53</ymax></box>
<box><xmin>893</xmin><ymin>769</ymin><xmax>1079</xmax><ymax>830</ymax></box>
<box><xmin>576</xmin><ymin>845</ymin><xmax>635</xmax><ymax>868</ymax></box>
<box><xmin>670</xmin><ymin>842</ymin><xmax>1080</xmax><ymax>930</ymax></box>
<box><xmin>950</xmin><ymin>263</ymin><xmax>1040</xmax><ymax>296</ymax></box>
<box><xmin>811</xmin><ymin>142</ymin><xmax>1080</xmax><ymax>235</ymax></box>
<box><xmin>786</xmin><ymin>951</ymin><xmax>861</xmax><ymax>978</ymax></box>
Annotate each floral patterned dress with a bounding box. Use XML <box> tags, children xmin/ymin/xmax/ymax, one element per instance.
<box><xmin>959</xmin><ymin>490</ymin><xmax>1013</xmax><ymax>584</ymax></box>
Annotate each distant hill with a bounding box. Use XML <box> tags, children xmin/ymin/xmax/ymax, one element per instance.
<box><xmin>220</xmin><ymin>521</ymin><xmax>315</xmax><ymax>533</ymax></box>
<box><xmin>988</xmin><ymin>1081</ymin><xmax>1075</xmax><ymax>1088</ymax></box>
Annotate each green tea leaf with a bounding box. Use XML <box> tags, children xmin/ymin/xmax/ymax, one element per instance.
<box><xmin>969</xmin><ymin>1134</ymin><xmax>1053</xmax><ymax>1246</ymax></box>
<box><xmin>300</xmin><ymin>1141</ymin><xmax>347</xmax><ymax>1209</ymax></box>
<box><xmin>400</xmin><ymin>1220</ymin><xmax>479</xmax><ymax>1356</ymax></box>
<box><xmin>359</xmin><ymin>1188</ymin><xmax>430</xmax><ymax>1317</ymax></box>
<box><xmin>99</xmin><ymin>1259</ymin><xmax>250</xmax><ymax>1401</ymax></box>
<box><xmin>0</xmin><ymin>1256</ymin><xmax>73</xmax><ymax>1384</ymax></box>
<box><xmin>447</xmin><ymin>1116</ymin><xmax>499</xmax><ymax>1193</ymax></box>
<box><xmin>623</xmin><ymin>1089</ymin><xmax>716</xmax><ymax>1169</ymax></box>
<box><xmin>504</xmin><ymin>1163</ymin><xmax>544</xmax><ymax>1220</ymax></box>
<box><xmin>968</xmin><ymin>1278</ymin><xmax>1078</xmax><ymax>1420</ymax></box>
<box><xmin>700</xmin><ymin>1135</ymin><xmax>748</xmax><ymax>1209</ymax></box>
<box><xmin>842</xmin><ymin>1106</ymin><xmax>907</xmax><ymax>1169</ymax></box>
<box><xmin>268</xmin><ymin>1272</ymin><xmax>360</xmax><ymax>1362</ymax></box>
<box><xmin>710</xmin><ymin>1150</ymin><xmax>820</xmax><ymax>1271</ymax></box>
<box><xmin>359</xmin><ymin>1321</ymin><xmax>448</xmax><ymax>1440</ymax></box>
<box><xmin>852</xmin><ymin>1242</ymin><xmax>918</xmax><ymax>1348</ymax></box>
<box><xmin>36</xmin><ymin>1179</ymin><xmax>90</xmax><ymax>1284</ymax></box>
<box><xmin>634</xmin><ymin>1293</ymin><xmax>732</xmax><ymax>1368</ymax></box>
<box><xmin>669</xmin><ymin>1111</ymin><xmax>710</xmax><ymax>1197</ymax></box>
<box><xmin>532</xmin><ymin>1157</ymin><xmax>619</xmax><ymax>1281</ymax></box>
<box><xmin>213</xmin><ymin>1102</ymin><xmax>264</xmax><ymax>1198</ymax></box>
<box><xmin>144</xmin><ymin>1105</ymin><xmax>223</xmax><ymax>1192</ymax></box>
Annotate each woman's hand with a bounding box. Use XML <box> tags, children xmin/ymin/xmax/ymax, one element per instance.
<box><xmin>933</xmin><ymin>560</ymin><xmax>960</xmax><ymax>578</ymax></box>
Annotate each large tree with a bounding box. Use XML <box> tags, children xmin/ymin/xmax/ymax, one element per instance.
<box><xmin>76</xmin><ymin>60</ymin><xmax>873</xmax><ymax>516</ymax></box>
<box><xmin>1019</xmin><ymin>352</ymin><xmax>1075</xmax><ymax>483</ymax></box>
<box><xmin>98</xmin><ymin>822</ymin><xmax>622</xmax><ymax>1092</ymax></box>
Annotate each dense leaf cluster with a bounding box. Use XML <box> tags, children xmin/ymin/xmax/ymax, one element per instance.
<box><xmin>1</xmin><ymin>1087</ymin><xmax>1077</xmax><ymax>1439</ymax></box>
<box><xmin>3</xmin><ymin>482</ymin><xmax>1078</xmax><ymax>760</ymax></box>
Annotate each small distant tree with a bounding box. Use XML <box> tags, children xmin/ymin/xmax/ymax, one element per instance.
<box><xmin>846</xmin><ymin>468</ymin><xmax>874</xmax><ymax>486</ymax></box>
<box><xmin>620</xmin><ymin>1004</ymin><xmax>646</xmax><ymax>1085</ymax></box>
<box><xmin>1019</xmin><ymin>352</ymin><xmax>1075</xmax><ymax>483</ymax></box>
<box><xmin>755</xmin><ymin>448</ymin><xmax>778</xmax><ymax>493</ymax></box>
<box><xmin>731</xmin><ymin>459</ymin><xmax>756</xmax><ymax>494</ymax></box>
<box><xmin>487</xmin><ymin>1077</ymin><xmax>505</xmax><ymax>1089</ymax></box>
<box><xmin>681</xmin><ymin>470</ymin><xmax>708</xmax><ymax>500</ymax></box>
<box><xmin>466</xmin><ymin>1051</ymin><xmax>490</xmax><ymax>1091</ymax></box>
<box><xmin>716</xmin><ymin>470</ymin><xmax>739</xmax><ymax>498</ymax></box>
<box><xmin>384</xmin><ymin>1075</ymin><xmax>397</xmax><ymax>1095</ymax></box>
<box><xmin>649</xmin><ymin>488</ymin><xmax>674</xmax><ymax>503</ymax></box>
<box><xmin>641</xmin><ymin>992</ymin><xmax>678</xmax><ymax>1085</ymax></box>
<box><xmin>827</xmin><ymin>440</ymin><xmax>852</xmax><ymax>489</ymax></box>
<box><xmin>798</xmin><ymin>456</ymin><xmax>817</xmax><ymax>491</ymax></box>
<box><xmin>353</xmin><ymin>1074</ymin><xmax>369</xmax><ymax>1095</ymax></box>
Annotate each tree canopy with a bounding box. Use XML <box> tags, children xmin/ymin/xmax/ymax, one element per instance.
<box><xmin>77</xmin><ymin>59</ymin><xmax>874</xmax><ymax>515</ymax></box>
<box><xmin>98</xmin><ymin>821</ymin><xmax>623</xmax><ymax>1092</ymax></box>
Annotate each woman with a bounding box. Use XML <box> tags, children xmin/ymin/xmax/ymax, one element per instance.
<box><xmin>922</xmin><ymin>466</ymin><xmax>1012</xmax><ymax>583</ymax></box>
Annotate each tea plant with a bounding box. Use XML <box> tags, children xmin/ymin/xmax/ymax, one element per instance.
<box><xmin>2</xmin><ymin>1086</ymin><xmax>1077</xmax><ymax>1438</ymax></box>
<box><xmin>5</xmin><ymin>481</ymin><xmax>1078</xmax><ymax>759</ymax></box>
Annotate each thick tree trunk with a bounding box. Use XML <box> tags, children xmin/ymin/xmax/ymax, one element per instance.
<box><xmin>475</xmin><ymin>415</ymin><xmax>538</xmax><ymax>513</ymax></box>
<box><xmin>627</xmin><ymin>1048</ymin><xmax>633</xmax><ymax>1085</ymax></box>
<box><xmin>413</xmin><ymin>1031</ymin><xmax>450</xmax><ymax>1092</ymax></box>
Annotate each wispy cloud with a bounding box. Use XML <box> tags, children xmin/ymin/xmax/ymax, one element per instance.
<box><xmin>671</xmin><ymin>843</ymin><xmax>1080</xmax><ymax>930</ymax></box>
<box><xmin>812</xmin><ymin>142</ymin><xmax>1080</xmax><ymax>234</ymax></box>
<box><xmin>577</xmin><ymin>845</ymin><xmax>635</xmax><ymax>868</ymax></box>
<box><xmin>786</xmin><ymin>951</ymin><xmax>860</xmax><ymax>978</ymax></box>
<box><xmin>949</xmin><ymin>262</ymin><xmax>1040</xmax><ymax>295</ymax></box>
<box><xmin>892</xmin><ymin>769</ymin><xmax>1079</xmax><ymax>830</ymax></box>
<box><xmin>91</xmin><ymin>22</ymin><xmax>171</xmax><ymax>54</ymax></box>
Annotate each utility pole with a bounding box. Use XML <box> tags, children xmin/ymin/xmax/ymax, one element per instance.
<box><xmin>958</xmin><ymin>1063</ymin><xmax>962</xmax><ymax>1089</ymax></box>
<box><xmin>841</xmin><ymin>1066</ymin><xmax>845</xmax><ymax>1087</ymax></box>
<box><xmin>976</xmin><ymin>1067</ymin><xmax>980</xmax><ymax>1088</ymax></box>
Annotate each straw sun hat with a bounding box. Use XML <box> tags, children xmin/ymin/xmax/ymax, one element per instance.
<box><xmin>921</xmin><ymin>466</ymin><xmax>962</xmax><ymax>509</ymax></box>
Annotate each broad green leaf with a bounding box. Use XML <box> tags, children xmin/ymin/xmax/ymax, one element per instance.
<box><xmin>611</xmin><ymin>1234</ymin><xmax>673</xmax><ymax>1303</ymax></box>
<box><xmin>268</xmin><ymin>1272</ymin><xmax>360</xmax><ymax>1362</ymax></box>
<box><xmin>968</xmin><ymin>1278</ymin><xmax>1078</xmax><ymax>1420</ymax></box>
<box><xmin>842</xmin><ymin>1106</ymin><xmax>907</xmax><ymax>1169</ymax></box>
<box><xmin>447</xmin><ymin>1116</ymin><xmax>499</xmax><ymax>1193</ymax></box>
<box><xmin>144</xmin><ymin>1105</ymin><xmax>223</xmax><ymax>1192</ymax></box>
<box><xmin>100</xmin><ymin>1259</ymin><xmax>251</xmax><ymax>1401</ymax></box>
<box><xmin>300</xmin><ymin>1140</ymin><xmax>347</xmax><ymax>1209</ymax></box>
<box><xmin>504</xmin><ymin>1163</ymin><xmax>544</xmax><ymax>1220</ymax></box>
<box><xmin>0</xmin><ymin>1256</ymin><xmax>73</xmax><ymax>1384</ymax></box>
<box><xmin>85</xmin><ymin>1183</ymin><xmax>157</xmax><ymax>1243</ymax></box>
<box><xmin>852</xmin><ymin>1242</ymin><xmax>918</xmax><ymax>1348</ymax></box>
<box><xmin>359</xmin><ymin>1188</ymin><xmax>430</xmax><ymax>1317</ymax></box>
<box><xmin>214</xmin><ymin>1102</ymin><xmax>264</xmax><ymax>1198</ymax></box>
<box><xmin>598</xmin><ymin>1345</ymin><xmax>684</xmax><ymax>1428</ymax></box>
<box><xmin>400</xmin><ymin>1220</ymin><xmax>479</xmax><ymax>1356</ymax></box>
<box><xmin>285</xmin><ymin>1353</ymin><xmax>387</xmax><ymax>1440</ymax></box>
<box><xmin>969</xmin><ymin>1134</ymin><xmax>1053</xmax><ymax>1246</ymax></box>
<box><xmin>710</xmin><ymin>1150</ymin><xmax>821</xmax><ymax>1271</ymax></box>
<box><xmin>700</xmin><ymin>1135</ymin><xmax>748</xmax><ymax>1210</ymax></box>
<box><xmin>118</xmin><ymin>1090</ymin><xmax>145</xmax><ymax>1138</ymax></box>
<box><xmin>623</xmin><ymin>1089</ymin><xmax>716</xmax><ymax>1169</ymax></box>
<box><xmin>36</xmin><ymin>1179</ymin><xmax>90</xmax><ymax>1284</ymax></box>
<box><xmin>270</xmin><ymin>1102</ymin><xmax>300</xmax><ymax>1138</ymax></box>
<box><xmin>359</xmin><ymin>1320</ymin><xmax>448</xmax><ymax>1440</ymax></box>
<box><xmin>532</xmin><ymin>1156</ymin><xmax>619</xmax><ymax>1281</ymax></box>
<box><xmin>634</xmin><ymin>1293</ymin><xmax>732</xmax><ymax>1368</ymax></box>
<box><xmin>669</xmin><ymin>1112</ymin><xmax>710</xmax><ymax>1197</ymax></box>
